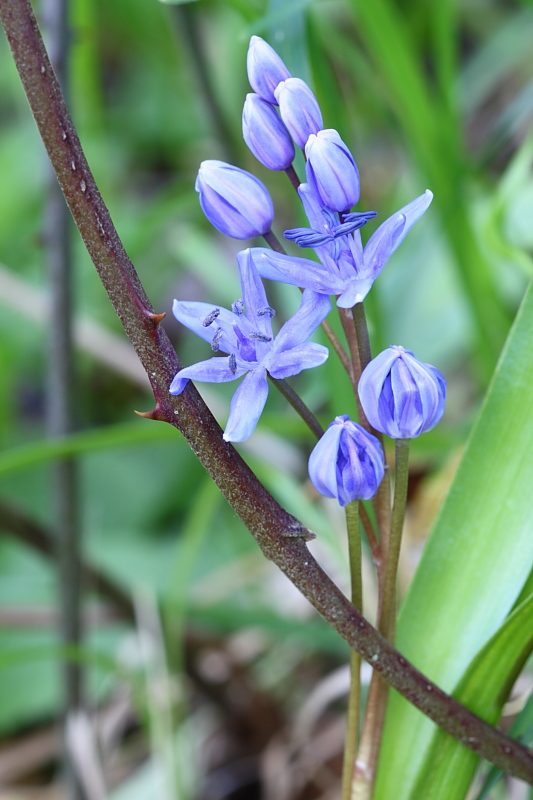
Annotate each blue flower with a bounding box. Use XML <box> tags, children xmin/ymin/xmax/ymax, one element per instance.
<box><xmin>274</xmin><ymin>78</ymin><xmax>323</xmax><ymax>149</ymax></box>
<box><xmin>243</xmin><ymin>93</ymin><xmax>295</xmax><ymax>171</ymax></box>
<box><xmin>247</xmin><ymin>35</ymin><xmax>291</xmax><ymax>105</ymax></box>
<box><xmin>305</xmin><ymin>130</ymin><xmax>360</xmax><ymax>212</ymax></box>
<box><xmin>196</xmin><ymin>160</ymin><xmax>274</xmax><ymax>240</ymax></box>
<box><xmin>308</xmin><ymin>415</ymin><xmax>385</xmax><ymax>505</ymax></box>
<box><xmin>358</xmin><ymin>346</ymin><xmax>446</xmax><ymax>439</ymax></box>
<box><xmin>249</xmin><ymin>183</ymin><xmax>433</xmax><ymax>307</ymax></box>
<box><xmin>170</xmin><ymin>251</ymin><xmax>330</xmax><ymax>442</ymax></box>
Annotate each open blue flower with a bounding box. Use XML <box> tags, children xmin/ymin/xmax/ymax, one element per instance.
<box><xmin>170</xmin><ymin>251</ymin><xmax>330</xmax><ymax>442</ymax></box>
<box><xmin>249</xmin><ymin>183</ymin><xmax>433</xmax><ymax>307</ymax></box>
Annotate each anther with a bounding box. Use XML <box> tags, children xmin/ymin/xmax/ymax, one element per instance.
<box><xmin>229</xmin><ymin>354</ymin><xmax>237</xmax><ymax>374</ymax></box>
<box><xmin>250</xmin><ymin>332</ymin><xmax>272</xmax><ymax>342</ymax></box>
<box><xmin>211</xmin><ymin>327</ymin><xmax>223</xmax><ymax>351</ymax></box>
<box><xmin>202</xmin><ymin>308</ymin><xmax>220</xmax><ymax>327</ymax></box>
<box><xmin>232</xmin><ymin>299</ymin><xmax>244</xmax><ymax>315</ymax></box>
<box><xmin>257</xmin><ymin>306</ymin><xmax>275</xmax><ymax>318</ymax></box>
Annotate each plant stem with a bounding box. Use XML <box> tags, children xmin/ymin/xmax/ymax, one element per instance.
<box><xmin>354</xmin><ymin>438</ymin><xmax>411</xmax><ymax>798</ymax></box>
<box><xmin>285</xmin><ymin>164</ymin><xmax>301</xmax><ymax>193</ymax></box>
<box><xmin>4</xmin><ymin>0</ymin><xmax>533</xmax><ymax>780</ymax></box>
<box><xmin>341</xmin><ymin>500</ymin><xmax>363</xmax><ymax>800</ymax></box>
<box><xmin>352</xmin><ymin>303</ymin><xmax>372</xmax><ymax>372</ymax></box>
<box><xmin>359</xmin><ymin>503</ymin><xmax>381</xmax><ymax>566</ymax></box>
<box><xmin>381</xmin><ymin>438</ymin><xmax>410</xmax><ymax>640</ymax></box>
<box><xmin>263</xmin><ymin>229</ymin><xmax>287</xmax><ymax>254</ymax></box>
<box><xmin>269</xmin><ymin>375</ymin><xmax>324</xmax><ymax>439</ymax></box>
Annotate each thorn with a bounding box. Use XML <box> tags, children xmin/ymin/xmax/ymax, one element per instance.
<box><xmin>134</xmin><ymin>408</ymin><xmax>161</xmax><ymax>420</ymax></box>
<box><xmin>148</xmin><ymin>311</ymin><xmax>166</xmax><ymax>325</ymax></box>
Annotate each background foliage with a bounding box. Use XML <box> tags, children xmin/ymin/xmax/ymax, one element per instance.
<box><xmin>0</xmin><ymin>0</ymin><xmax>532</xmax><ymax>797</ymax></box>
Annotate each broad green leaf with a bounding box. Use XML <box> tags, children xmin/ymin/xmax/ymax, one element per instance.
<box><xmin>410</xmin><ymin>593</ymin><xmax>533</xmax><ymax>800</ymax></box>
<box><xmin>376</xmin><ymin>280</ymin><xmax>533</xmax><ymax>800</ymax></box>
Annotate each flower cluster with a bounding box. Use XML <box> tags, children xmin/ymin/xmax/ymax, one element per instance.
<box><xmin>170</xmin><ymin>36</ymin><xmax>446</xmax><ymax>503</ymax></box>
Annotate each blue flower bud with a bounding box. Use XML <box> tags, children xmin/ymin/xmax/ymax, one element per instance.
<box><xmin>308</xmin><ymin>415</ymin><xmax>384</xmax><ymax>506</ymax></box>
<box><xmin>274</xmin><ymin>78</ymin><xmax>323</xmax><ymax>149</ymax></box>
<box><xmin>242</xmin><ymin>94</ymin><xmax>295</xmax><ymax>171</ymax></box>
<box><xmin>196</xmin><ymin>160</ymin><xmax>274</xmax><ymax>240</ymax></box>
<box><xmin>358</xmin><ymin>346</ymin><xmax>446</xmax><ymax>439</ymax></box>
<box><xmin>247</xmin><ymin>35</ymin><xmax>291</xmax><ymax>105</ymax></box>
<box><xmin>305</xmin><ymin>129</ymin><xmax>360</xmax><ymax>212</ymax></box>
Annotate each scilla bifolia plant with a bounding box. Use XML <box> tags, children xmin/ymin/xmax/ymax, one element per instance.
<box><xmin>2</xmin><ymin>5</ymin><xmax>532</xmax><ymax>798</ymax></box>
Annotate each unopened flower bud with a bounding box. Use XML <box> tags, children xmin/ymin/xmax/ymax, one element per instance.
<box><xmin>274</xmin><ymin>78</ymin><xmax>323</xmax><ymax>149</ymax></box>
<box><xmin>305</xmin><ymin>129</ymin><xmax>360</xmax><ymax>212</ymax></box>
<box><xmin>308</xmin><ymin>415</ymin><xmax>384</xmax><ymax>506</ymax></box>
<box><xmin>243</xmin><ymin>94</ymin><xmax>295</xmax><ymax>170</ymax></box>
<box><xmin>358</xmin><ymin>346</ymin><xmax>446</xmax><ymax>439</ymax></box>
<box><xmin>247</xmin><ymin>35</ymin><xmax>291</xmax><ymax>104</ymax></box>
<box><xmin>196</xmin><ymin>160</ymin><xmax>274</xmax><ymax>240</ymax></box>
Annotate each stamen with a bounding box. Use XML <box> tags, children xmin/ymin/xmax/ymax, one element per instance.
<box><xmin>257</xmin><ymin>306</ymin><xmax>276</xmax><ymax>318</ymax></box>
<box><xmin>229</xmin><ymin>353</ymin><xmax>237</xmax><ymax>374</ymax></box>
<box><xmin>232</xmin><ymin>299</ymin><xmax>245</xmax><ymax>315</ymax></box>
<box><xmin>250</xmin><ymin>332</ymin><xmax>272</xmax><ymax>342</ymax></box>
<box><xmin>211</xmin><ymin>327</ymin><xmax>223</xmax><ymax>351</ymax></box>
<box><xmin>202</xmin><ymin>307</ymin><xmax>220</xmax><ymax>327</ymax></box>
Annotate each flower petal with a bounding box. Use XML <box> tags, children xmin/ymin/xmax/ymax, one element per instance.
<box><xmin>308</xmin><ymin>423</ymin><xmax>345</xmax><ymax>499</ymax></box>
<box><xmin>271</xmin><ymin>289</ymin><xmax>331</xmax><ymax>354</ymax></box>
<box><xmin>172</xmin><ymin>357</ymin><xmax>247</xmax><ymax>389</ymax></box>
<box><xmin>250</xmin><ymin>248</ymin><xmax>344</xmax><ymax>294</ymax></box>
<box><xmin>223</xmin><ymin>368</ymin><xmax>269</xmax><ymax>442</ymax></box>
<box><xmin>336</xmin><ymin>277</ymin><xmax>374</xmax><ymax>308</ymax></box>
<box><xmin>236</xmin><ymin>249</ymin><xmax>274</xmax><ymax>340</ymax></box>
<box><xmin>268</xmin><ymin>342</ymin><xmax>329</xmax><ymax>379</ymax></box>
<box><xmin>363</xmin><ymin>190</ymin><xmax>433</xmax><ymax>280</ymax></box>
<box><xmin>172</xmin><ymin>300</ymin><xmax>238</xmax><ymax>353</ymax></box>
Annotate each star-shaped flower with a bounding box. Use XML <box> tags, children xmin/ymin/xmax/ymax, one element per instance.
<box><xmin>248</xmin><ymin>183</ymin><xmax>433</xmax><ymax>307</ymax></box>
<box><xmin>170</xmin><ymin>251</ymin><xmax>330</xmax><ymax>442</ymax></box>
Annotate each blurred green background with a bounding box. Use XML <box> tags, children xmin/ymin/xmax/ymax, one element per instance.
<box><xmin>0</xmin><ymin>0</ymin><xmax>532</xmax><ymax>797</ymax></box>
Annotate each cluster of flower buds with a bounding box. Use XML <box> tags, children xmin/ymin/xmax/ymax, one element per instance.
<box><xmin>171</xmin><ymin>35</ymin><xmax>446</xmax><ymax>504</ymax></box>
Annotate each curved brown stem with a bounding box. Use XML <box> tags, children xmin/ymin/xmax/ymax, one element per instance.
<box><xmin>2</xmin><ymin>0</ymin><xmax>532</xmax><ymax>782</ymax></box>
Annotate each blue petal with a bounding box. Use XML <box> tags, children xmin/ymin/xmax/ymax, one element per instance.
<box><xmin>358</xmin><ymin>348</ymin><xmax>401</xmax><ymax>432</ymax></box>
<box><xmin>172</xmin><ymin>299</ymin><xmax>238</xmax><ymax>353</ymax></box>
<box><xmin>169</xmin><ymin>374</ymin><xmax>190</xmax><ymax>395</ymax></box>
<box><xmin>275</xmin><ymin>77</ymin><xmax>323</xmax><ymax>149</ymax></box>
<box><xmin>363</xmin><ymin>190</ymin><xmax>433</xmax><ymax>279</ymax></box>
<box><xmin>174</xmin><ymin>357</ymin><xmax>247</xmax><ymax>385</ymax></box>
<box><xmin>268</xmin><ymin>342</ymin><xmax>329</xmax><ymax>379</ymax></box>
<box><xmin>247</xmin><ymin>36</ymin><xmax>291</xmax><ymax>105</ymax></box>
<box><xmin>271</xmin><ymin>289</ymin><xmax>331</xmax><ymax>354</ymax></box>
<box><xmin>250</xmin><ymin>248</ymin><xmax>344</xmax><ymax>294</ymax></box>
<box><xmin>223</xmin><ymin>368</ymin><xmax>269</xmax><ymax>442</ymax></box>
<box><xmin>336</xmin><ymin>278</ymin><xmax>374</xmax><ymax>308</ymax></box>
<box><xmin>236</xmin><ymin>249</ymin><xmax>273</xmax><ymax>340</ymax></box>
<box><xmin>308</xmin><ymin>423</ymin><xmax>344</xmax><ymax>499</ymax></box>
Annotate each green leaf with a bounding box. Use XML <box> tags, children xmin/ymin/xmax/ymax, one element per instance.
<box><xmin>409</xmin><ymin>593</ymin><xmax>533</xmax><ymax>800</ymax></box>
<box><xmin>0</xmin><ymin>421</ymin><xmax>177</xmax><ymax>477</ymax></box>
<box><xmin>375</xmin><ymin>280</ymin><xmax>533</xmax><ymax>800</ymax></box>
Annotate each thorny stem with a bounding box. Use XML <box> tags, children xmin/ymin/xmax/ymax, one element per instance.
<box><xmin>261</xmin><ymin>231</ymin><xmax>354</xmax><ymax>378</ymax></box>
<box><xmin>3</xmin><ymin>0</ymin><xmax>533</xmax><ymax>782</ymax></box>
<box><xmin>341</xmin><ymin>501</ymin><xmax>362</xmax><ymax>800</ymax></box>
<box><xmin>354</xmin><ymin>438</ymin><xmax>411</xmax><ymax>799</ymax></box>
<box><xmin>269</xmin><ymin>375</ymin><xmax>324</xmax><ymax>439</ymax></box>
